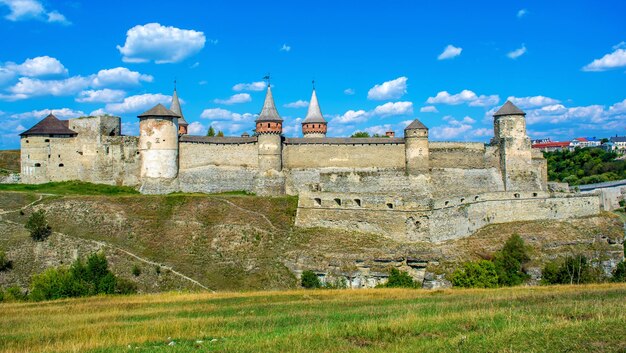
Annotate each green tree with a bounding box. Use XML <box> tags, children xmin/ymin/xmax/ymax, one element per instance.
<box><xmin>382</xmin><ymin>268</ymin><xmax>418</xmax><ymax>288</ymax></box>
<box><xmin>132</xmin><ymin>264</ymin><xmax>141</xmax><ymax>277</ymax></box>
<box><xmin>541</xmin><ymin>254</ymin><xmax>598</xmax><ymax>285</ymax></box>
<box><xmin>0</xmin><ymin>249</ymin><xmax>11</xmax><ymax>271</ymax></box>
<box><xmin>351</xmin><ymin>131</ymin><xmax>370</xmax><ymax>138</ymax></box>
<box><xmin>301</xmin><ymin>270</ymin><xmax>322</xmax><ymax>289</ymax></box>
<box><xmin>611</xmin><ymin>261</ymin><xmax>626</xmax><ymax>282</ymax></box>
<box><xmin>451</xmin><ymin>260</ymin><xmax>499</xmax><ymax>288</ymax></box>
<box><xmin>25</xmin><ymin>210</ymin><xmax>52</xmax><ymax>241</ymax></box>
<box><xmin>217</xmin><ymin>130</ymin><xmax>225</xmax><ymax>137</ymax></box>
<box><xmin>493</xmin><ymin>234</ymin><xmax>530</xmax><ymax>286</ymax></box>
<box><xmin>207</xmin><ymin>126</ymin><xmax>216</xmax><ymax>136</ymax></box>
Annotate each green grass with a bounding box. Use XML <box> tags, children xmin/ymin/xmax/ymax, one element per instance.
<box><xmin>0</xmin><ymin>284</ymin><xmax>624</xmax><ymax>353</ymax></box>
<box><xmin>0</xmin><ymin>181</ymin><xmax>139</xmax><ymax>196</ymax></box>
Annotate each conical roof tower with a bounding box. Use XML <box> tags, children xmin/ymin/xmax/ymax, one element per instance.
<box><xmin>170</xmin><ymin>87</ymin><xmax>188</xmax><ymax>134</ymax></box>
<box><xmin>302</xmin><ymin>87</ymin><xmax>327</xmax><ymax>138</ymax></box>
<box><xmin>255</xmin><ymin>85</ymin><xmax>283</xmax><ymax>134</ymax></box>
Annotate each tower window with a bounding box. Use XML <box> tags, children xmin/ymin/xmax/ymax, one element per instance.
<box><xmin>386</xmin><ymin>203</ymin><xmax>394</xmax><ymax>209</ymax></box>
<box><xmin>354</xmin><ymin>199</ymin><xmax>362</xmax><ymax>207</ymax></box>
<box><xmin>532</xmin><ymin>192</ymin><xmax>538</xmax><ymax>197</ymax></box>
<box><xmin>514</xmin><ymin>193</ymin><xmax>520</xmax><ymax>199</ymax></box>
<box><xmin>334</xmin><ymin>198</ymin><xmax>341</xmax><ymax>206</ymax></box>
<box><xmin>314</xmin><ymin>198</ymin><xmax>321</xmax><ymax>206</ymax></box>
<box><xmin>45</xmin><ymin>139</ymin><xmax>50</xmax><ymax>142</ymax></box>
<box><xmin>34</xmin><ymin>163</ymin><xmax>41</xmax><ymax>167</ymax></box>
<box><xmin>58</xmin><ymin>163</ymin><xmax>64</xmax><ymax>167</ymax></box>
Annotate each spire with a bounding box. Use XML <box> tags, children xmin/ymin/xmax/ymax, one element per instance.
<box><xmin>493</xmin><ymin>101</ymin><xmax>525</xmax><ymax>117</ymax></box>
<box><xmin>302</xmin><ymin>88</ymin><xmax>326</xmax><ymax>123</ymax></box>
<box><xmin>257</xmin><ymin>85</ymin><xmax>282</xmax><ymax>122</ymax></box>
<box><xmin>170</xmin><ymin>86</ymin><xmax>188</xmax><ymax>126</ymax></box>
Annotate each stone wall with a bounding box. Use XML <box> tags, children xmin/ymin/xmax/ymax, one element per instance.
<box><xmin>283</xmin><ymin>143</ymin><xmax>405</xmax><ymax>169</ymax></box>
<box><xmin>429</xmin><ymin>142</ymin><xmax>493</xmax><ymax>169</ymax></box>
<box><xmin>179</xmin><ymin>142</ymin><xmax>258</xmax><ymax>170</ymax></box>
<box><xmin>295</xmin><ymin>191</ymin><xmax>601</xmax><ymax>243</ymax></box>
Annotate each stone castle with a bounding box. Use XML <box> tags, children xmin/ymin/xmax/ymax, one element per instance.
<box><xmin>19</xmin><ymin>86</ymin><xmax>602</xmax><ymax>242</ymax></box>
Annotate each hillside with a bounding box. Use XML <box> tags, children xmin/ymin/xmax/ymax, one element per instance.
<box><xmin>1</xmin><ymin>284</ymin><xmax>625</xmax><ymax>352</ymax></box>
<box><xmin>544</xmin><ymin>147</ymin><xmax>626</xmax><ymax>185</ymax></box>
<box><xmin>0</xmin><ymin>188</ymin><xmax>623</xmax><ymax>292</ymax></box>
<box><xmin>0</xmin><ymin>150</ymin><xmax>19</xmax><ymax>175</ymax></box>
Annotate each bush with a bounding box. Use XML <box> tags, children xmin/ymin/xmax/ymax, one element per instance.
<box><xmin>131</xmin><ymin>264</ymin><xmax>141</xmax><ymax>277</ymax></box>
<box><xmin>451</xmin><ymin>260</ymin><xmax>499</xmax><ymax>288</ymax></box>
<box><xmin>323</xmin><ymin>277</ymin><xmax>348</xmax><ymax>289</ymax></box>
<box><xmin>301</xmin><ymin>270</ymin><xmax>322</xmax><ymax>289</ymax></box>
<box><xmin>381</xmin><ymin>268</ymin><xmax>418</xmax><ymax>288</ymax></box>
<box><xmin>493</xmin><ymin>234</ymin><xmax>530</xmax><ymax>286</ymax></box>
<box><xmin>541</xmin><ymin>254</ymin><xmax>601</xmax><ymax>285</ymax></box>
<box><xmin>3</xmin><ymin>286</ymin><xmax>26</xmax><ymax>301</ymax></box>
<box><xmin>0</xmin><ymin>249</ymin><xmax>12</xmax><ymax>271</ymax></box>
<box><xmin>612</xmin><ymin>261</ymin><xmax>626</xmax><ymax>282</ymax></box>
<box><xmin>25</xmin><ymin>210</ymin><xmax>52</xmax><ymax>241</ymax></box>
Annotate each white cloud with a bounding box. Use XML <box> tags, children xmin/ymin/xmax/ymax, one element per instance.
<box><xmin>507</xmin><ymin>44</ymin><xmax>527</xmax><ymax>59</ymax></box>
<box><xmin>117</xmin><ymin>23</ymin><xmax>206</xmax><ymax>64</ymax></box>
<box><xmin>213</xmin><ymin>93</ymin><xmax>252</xmax><ymax>105</ymax></box>
<box><xmin>187</xmin><ymin>121</ymin><xmax>206</xmax><ymax>135</ymax></box>
<box><xmin>344</xmin><ymin>88</ymin><xmax>355</xmax><ymax>95</ymax></box>
<box><xmin>0</xmin><ymin>0</ymin><xmax>70</xmax><ymax>24</ymax></box>
<box><xmin>507</xmin><ymin>96</ymin><xmax>560</xmax><ymax>108</ymax></box>
<box><xmin>517</xmin><ymin>9</ymin><xmax>528</xmax><ymax>18</ymax></box>
<box><xmin>609</xmin><ymin>99</ymin><xmax>626</xmax><ymax>115</ymax></box>
<box><xmin>12</xmin><ymin>108</ymin><xmax>85</xmax><ymax>120</ymax></box>
<box><xmin>284</xmin><ymin>100</ymin><xmax>308</xmax><ymax>108</ymax></box>
<box><xmin>91</xmin><ymin>67</ymin><xmax>153</xmax><ymax>87</ymax></box>
<box><xmin>430</xmin><ymin>116</ymin><xmax>474</xmax><ymax>140</ymax></box>
<box><xmin>2</xmin><ymin>56</ymin><xmax>67</xmax><ymax>77</ymax></box>
<box><xmin>426</xmin><ymin>89</ymin><xmax>499</xmax><ymax>107</ymax></box>
<box><xmin>76</xmin><ymin>89</ymin><xmax>126</xmax><ymax>103</ymax></box>
<box><xmin>582</xmin><ymin>48</ymin><xmax>626</xmax><ymax>72</ymax></box>
<box><xmin>232</xmin><ymin>81</ymin><xmax>266</xmax><ymax>91</ymax></box>
<box><xmin>372</xmin><ymin>101</ymin><xmax>413</xmax><ymax>117</ymax></box>
<box><xmin>420</xmin><ymin>106</ymin><xmax>438</xmax><ymax>113</ymax></box>
<box><xmin>280</xmin><ymin>44</ymin><xmax>291</xmax><ymax>52</ymax></box>
<box><xmin>190</xmin><ymin>62</ymin><xmax>200</xmax><ymax>69</ymax></box>
<box><xmin>89</xmin><ymin>108</ymin><xmax>108</xmax><ymax>116</ymax></box>
<box><xmin>363</xmin><ymin>124</ymin><xmax>393</xmax><ymax>136</ymax></box>
<box><xmin>367</xmin><ymin>76</ymin><xmax>408</xmax><ymax>100</ymax></box>
<box><xmin>200</xmin><ymin>108</ymin><xmax>256</xmax><ymax>122</ymax></box>
<box><xmin>103</xmin><ymin>93</ymin><xmax>172</xmax><ymax>114</ymax></box>
<box><xmin>331</xmin><ymin>110</ymin><xmax>368</xmax><ymax>124</ymax></box>
<box><xmin>2</xmin><ymin>76</ymin><xmax>91</xmax><ymax>100</ymax></box>
<box><xmin>438</xmin><ymin>45</ymin><xmax>462</xmax><ymax>60</ymax></box>
<box><xmin>282</xmin><ymin>117</ymin><xmax>303</xmax><ymax>136</ymax></box>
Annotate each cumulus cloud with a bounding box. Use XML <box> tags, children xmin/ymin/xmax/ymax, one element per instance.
<box><xmin>232</xmin><ymin>81</ymin><xmax>266</xmax><ymax>91</ymax></box>
<box><xmin>117</xmin><ymin>23</ymin><xmax>206</xmax><ymax>64</ymax></box>
<box><xmin>284</xmin><ymin>100</ymin><xmax>308</xmax><ymax>108</ymax></box>
<box><xmin>582</xmin><ymin>45</ymin><xmax>626</xmax><ymax>72</ymax></box>
<box><xmin>420</xmin><ymin>106</ymin><xmax>438</xmax><ymax>113</ymax></box>
<box><xmin>437</xmin><ymin>45</ymin><xmax>462</xmax><ymax>60</ymax></box>
<box><xmin>372</xmin><ymin>101</ymin><xmax>413</xmax><ymax>117</ymax></box>
<box><xmin>517</xmin><ymin>9</ymin><xmax>528</xmax><ymax>18</ymax></box>
<box><xmin>0</xmin><ymin>0</ymin><xmax>70</xmax><ymax>24</ymax></box>
<box><xmin>76</xmin><ymin>89</ymin><xmax>126</xmax><ymax>103</ymax></box>
<box><xmin>331</xmin><ymin>110</ymin><xmax>369</xmax><ymax>124</ymax></box>
<box><xmin>507</xmin><ymin>96</ymin><xmax>560</xmax><ymax>108</ymax></box>
<box><xmin>367</xmin><ymin>76</ymin><xmax>408</xmax><ymax>100</ymax></box>
<box><xmin>507</xmin><ymin>44</ymin><xmax>527</xmax><ymax>59</ymax></box>
<box><xmin>187</xmin><ymin>121</ymin><xmax>206</xmax><ymax>135</ymax></box>
<box><xmin>280</xmin><ymin>44</ymin><xmax>291</xmax><ymax>52</ymax></box>
<box><xmin>11</xmin><ymin>108</ymin><xmax>85</xmax><ymax>120</ymax></box>
<box><xmin>213</xmin><ymin>93</ymin><xmax>251</xmax><ymax>105</ymax></box>
<box><xmin>200</xmin><ymin>108</ymin><xmax>256</xmax><ymax>122</ymax></box>
<box><xmin>103</xmin><ymin>93</ymin><xmax>172</xmax><ymax>114</ymax></box>
<box><xmin>91</xmin><ymin>67</ymin><xmax>153</xmax><ymax>87</ymax></box>
<box><xmin>344</xmin><ymin>88</ymin><xmax>355</xmax><ymax>95</ymax></box>
<box><xmin>2</xmin><ymin>56</ymin><xmax>67</xmax><ymax>78</ymax></box>
<box><xmin>426</xmin><ymin>90</ymin><xmax>499</xmax><ymax>107</ymax></box>
<box><xmin>430</xmin><ymin>116</ymin><xmax>474</xmax><ymax>139</ymax></box>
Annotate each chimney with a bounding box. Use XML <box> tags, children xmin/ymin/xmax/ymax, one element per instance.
<box><xmin>386</xmin><ymin>130</ymin><xmax>395</xmax><ymax>138</ymax></box>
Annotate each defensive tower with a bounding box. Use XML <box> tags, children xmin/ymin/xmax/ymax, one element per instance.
<box><xmin>493</xmin><ymin>101</ymin><xmax>533</xmax><ymax>190</ymax></box>
<box><xmin>170</xmin><ymin>88</ymin><xmax>188</xmax><ymax>135</ymax></box>
<box><xmin>256</xmin><ymin>85</ymin><xmax>283</xmax><ymax>173</ymax></box>
<box><xmin>301</xmin><ymin>87</ymin><xmax>327</xmax><ymax>138</ymax></box>
<box><xmin>404</xmin><ymin>119</ymin><xmax>429</xmax><ymax>174</ymax></box>
<box><xmin>138</xmin><ymin>104</ymin><xmax>180</xmax><ymax>179</ymax></box>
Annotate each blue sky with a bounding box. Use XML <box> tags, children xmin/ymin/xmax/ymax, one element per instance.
<box><xmin>0</xmin><ymin>0</ymin><xmax>625</xmax><ymax>149</ymax></box>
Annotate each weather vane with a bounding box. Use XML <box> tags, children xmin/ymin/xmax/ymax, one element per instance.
<box><xmin>312</xmin><ymin>79</ymin><xmax>315</xmax><ymax>90</ymax></box>
<box><xmin>263</xmin><ymin>73</ymin><xmax>271</xmax><ymax>87</ymax></box>
<box><xmin>174</xmin><ymin>77</ymin><xmax>177</xmax><ymax>91</ymax></box>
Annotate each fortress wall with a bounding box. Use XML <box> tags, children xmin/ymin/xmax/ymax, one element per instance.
<box><xmin>179</xmin><ymin>142</ymin><xmax>258</xmax><ymax>170</ymax></box>
<box><xmin>21</xmin><ymin>136</ymin><xmax>80</xmax><ymax>183</ymax></box>
<box><xmin>296</xmin><ymin>192</ymin><xmax>600</xmax><ymax>243</ymax></box>
<box><xmin>177</xmin><ymin>165</ymin><xmax>258</xmax><ymax>193</ymax></box>
<box><xmin>283</xmin><ymin>143</ymin><xmax>405</xmax><ymax>169</ymax></box>
<box><xmin>429</xmin><ymin>168</ymin><xmax>505</xmax><ymax>198</ymax></box>
<box><xmin>80</xmin><ymin>136</ymin><xmax>140</xmax><ymax>186</ymax></box>
<box><xmin>429</xmin><ymin>142</ymin><xmax>489</xmax><ymax>169</ymax></box>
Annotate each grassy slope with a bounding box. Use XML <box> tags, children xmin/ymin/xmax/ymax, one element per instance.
<box><xmin>0</xmin><ymin>284</ymin><xmax>625</xmax><ymax>353</ymax></box>
<box><xmin>0</xmin><ymin>150</ymin><xmax>19</xmax><ymax>175</ymax></box>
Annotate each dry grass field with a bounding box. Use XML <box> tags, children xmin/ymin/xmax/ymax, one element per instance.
<box><xmin>1</xmin><ymin>284</ymin><xmax>625</xmax><ymax>353</ymax></box>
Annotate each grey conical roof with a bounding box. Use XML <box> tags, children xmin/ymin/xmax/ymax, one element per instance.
<box><xmin>20</xmin><ymin>114</ymin><xmax>77</xmax><ymax>136</ymax></box>
<box><xmin>256</xmin><ymin>86</ymin><xmax>283</xmax><ymax>122</ymax></box>
<box><xmin>302</xmin><ymin>89</ymin><xmax>326</xmax><ymax>124</ymax></box>
<box><xmin>170</xmin><ymin>89</ymin><xmax>188</xmax><ymax>126</ymax></box>
<box><xmin>138</xmin><ymin>103</ymin><xmax>180</xmax><ymax>118</ymax></box>
<box><xmin>493</xmin><ymin>101</ymin><xmax>525</xmax><ymax>117</ymax></box>
<box><xmin>404</xmin><ymin>118</ymin><xmax>428</xmax><ymax>130</ymax></box>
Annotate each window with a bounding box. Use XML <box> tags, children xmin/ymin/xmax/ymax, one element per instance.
<box><xmin>386</xmin><ymin>203</ymin><xmax>394</xmax><ymax>209</ymax></box>
<box><xmin>58</xmin><ymin>163</ymin><xmax>64</xmax><ymax>167</ymax></box>
<box><xmin>34</xmin><ymin>163</ymin><xmax>41</xmax><ymax>167</ymax></box>
<box><xmin>314</xmin><ymin>198</ymin><xmax>321</xmax><ymax>206</ymax></box>
<box><xmin>532</xmin><ymin>192</ymin><xmax>538</xmax><ymax>197</ymax></box>
<box><xmin>514</xmin><ymin>193</ymin><xmax>520</xmax><ymax>199</ymax></box>
<box><xmin>334</xmin><ymin>198</ymin><xmax>342</xmax><ymax>206</ymax></box>
<box><xmin>354</xmin><ymin>199</ymin><xmax>362</xmax><ymax>207</ymax></box>
<box><xmin>460</xmin><ymin>198</ymin><xmax>465</xmax><ymax>203</ymax></box>
<box><xmin>444</xmin><ymin>201</ymin><xmax>450</xmax><ymax>206</ymax></box>
<box><xmin>44</xmin><ymin>139</ymin><xmax>50</xmax><ymax>142</ymax></box>
<box><xmin>474</xmin><ymin>196</ymin><xmax>480</xmax><ymax>201</ymax></box>
<box><xmin>25</xmin><ymin>140</ymin><xmax>29</xmax><ymax>143</ymax></box>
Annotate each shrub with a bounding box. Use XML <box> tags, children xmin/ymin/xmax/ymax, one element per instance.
<box><xmin>115</xmin><ymin>277</ymin><xmax>137</xmax><ymax>294</ymax></box>
<box><xmin>0</xmin><ymin>249</ymin><xmax>12</xmax><ymax>271</ymax></box>
<box><xmin>612</xmin><ymin>261</ymin><xmax>626</xmax><ymax>282</ymax></box>
<box><xmin>493</xmin><ymin>234</ymin><xmax>530</xmax><ymax>286</ymax></box>
<box><xmin>25</xmin><ymin>210</ymin><xmax>52</xmax><ymax>241</ymax></box>
<box><xmin>29</xmin><ymin>267</ymin><xmax>77</xmax><ymax>301</ymax></box>
<box><xmin>323</xmin><ymin>277</ymin><xmax>348</xmax><ymax>289</ymax></box>
<box><xmin>301</xmin><ymin>270</ymin><xmax>322</xmax><ymax>289</ymax></box>
<box><xmin>451</xmin><ymin>260</ymin><xmax>499</xmax><ymax>288</ymax></box>
<box><xmin>381</xmin><ymin>268</ymin><xmax>418</xmax><ymax>288</ymax></box>
<box><xmin>541</xmin><ymin>254</ymin><xmax>601</xmax><ymax>285</ymax></box>
<box><xmin>4</xmin><ymin>286</ymin><xmax>26</xmax><ymax>301</ymax></box>
<box><xmin>131</xmin><ymin>264</ymin><xmax>141</xmax><ymax>277</ymax></box>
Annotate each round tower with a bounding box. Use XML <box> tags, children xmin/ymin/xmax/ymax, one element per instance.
<box><xmin>493</xmin><ymin>100</ymin><xmax>533</xmax><ymax>190</ymax></box>
<box><xmin>138</xmin><ymin>104</ymin><xmax>180</xmax><ymax>179</ymax></box>
<box><xmin>404</xmin><ymin>119</ymin><xmax>429</xmax><ymax>175</ymax></box>
<box><xmin>301</xmin><ymin>88</ymin><xmax>327</xmax><ymax>138</ymax></box>
<box><xmin>256</xmin><ymin>85</ymin><xmax>283</xmax><ymax>172</ymax></box>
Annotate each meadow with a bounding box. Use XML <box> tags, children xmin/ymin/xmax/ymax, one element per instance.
<box><xmin>1</xmin><ymin>284</ymin><xmax>625</xmax><ymax>353</ymax></box>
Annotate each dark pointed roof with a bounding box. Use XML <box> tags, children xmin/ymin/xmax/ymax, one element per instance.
<box><xmin>20</xmin><ymin>114</ymin><xmax>77</xmax><ymax>136</ymax></box>
<box><xmin>493</xmin><ymin>101</ymin><xmax>525</xmax><ymax>117</ymax></box>
<box><xmin>170</xmin><ymin>89</ymin><xmax>188</xmax><ymax>126</ymax></box>
<box><xmin>302</xmin><ymin>89</ymin><xmax>326</xmax><ymax>124</ymax></box>
<box><xmin>404</xmin><ymin>119</ymin><xmax>428</xmax><ymax>130</ymax></box>
<box><xmin>138</xmin><ymin>103</ymin><xmax>180</xmax><ymax>118</ymax></box>
<box><xmin>256</xmin><ymin>86</ymin><xmax>282</xmax><ymax>122</ymax></box>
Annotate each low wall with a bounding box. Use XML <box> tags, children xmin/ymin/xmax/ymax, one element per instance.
<box><xmin>429</xmin><ymin>142</ymin><xmax>491</xmax><ymax>169</ymax></box>
<box><xmin>283</xmin><ymin>142</ymin><xmax>405</xmax><ymax>169</ymax></box>
<box><xmin>179</xmin><ymin>141</ymin><xmax>258</xmax><ymax>170</ymax></box>
<box><xmin>295</xmin><ymin>191</ymin><xmax>601</xmax><ymax>243</ymax></box>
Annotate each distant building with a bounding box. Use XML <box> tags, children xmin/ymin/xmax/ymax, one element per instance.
<box><xmin>531</xmin><ymin>138</ymin><xmax>552</xmax><ymax>144</ymax></box>
<box><xmin>531</xmin><ymin>141</ymin><xmax>571</xmax><ymax>152</ymax></box>
<box><xmin>609</xmin><ymin>136</ymin><xmax>626</xmax><ymax>152</ymax></box>
<box><xmin>571</xmin><ymin>137</ymin><xmax>601</xmax><ymax>148</ymax></box>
